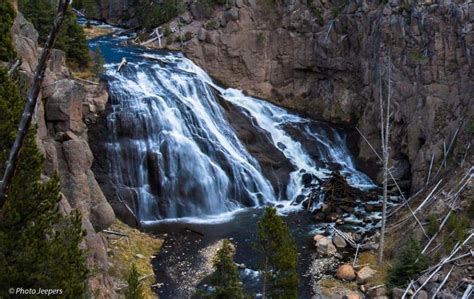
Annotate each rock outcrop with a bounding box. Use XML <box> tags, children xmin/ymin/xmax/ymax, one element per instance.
<box><xmin>147</xmin><ymin>0</ymin><xmax>473</xmax><ymax>192</ymax></box>
<box><xmin>11</xmin><ymin>13</ymin><xmax>116</xmax><ymax>298</ymax></box>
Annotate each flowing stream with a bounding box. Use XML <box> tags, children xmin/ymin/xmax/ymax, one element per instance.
<box><xmin>88</xmin><ymin>34</ymin><xmax>373</xmax><ymax>225</ymax></box>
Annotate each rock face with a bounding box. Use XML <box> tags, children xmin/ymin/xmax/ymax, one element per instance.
<box><xmin>11</xmin><ymin>13</ymin><xmax>116</xmax><ymax>298</ymax></box>
<box><xmin>147</xmin><ymin>0</ymin><xmax>473</xmax><ymax>191</ymax></box>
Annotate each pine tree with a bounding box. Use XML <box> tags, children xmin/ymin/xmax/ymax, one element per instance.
<box><xmin>256</xmin><ymin>207</ymin><xmax>298</xmax><ymax>299</ymax></box>
<box><xmin>18</xmin><ymin>1</ymin><xmax>90</xmax><ymax>68</ymax></box>
<box><xmin>0</xmin><ymin>68</ymin><xmax>88</xmax><ymax>297</ymax></box>
<box><xmin>93</xmin><ymin>46</ymin><xmax>105</xmax><ymax>75</ymax></box>
<box><xmin>0</xmin><ymin>0</ymin><xmax>16</xmax><ymax>61</ymax></box>
<box><xmin>209</xmin><ymin>239</ymin><xmax>245</xmax><ymax>299</ymax></box>
<box><xmin>387</xmin><ymin>236</ymin><xmax>428</xmax><ymax>288</ymax></box>
<box><xmin>125</xmin><ymin>264</ymin><xmax>145</xmax><ymax>299</ymax></box>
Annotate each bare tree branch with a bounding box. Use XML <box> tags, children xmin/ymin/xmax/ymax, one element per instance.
<box><xmin>0</xmin><ymin>0</ymin><xmax>71</xmax><ymax>209</ymax></box>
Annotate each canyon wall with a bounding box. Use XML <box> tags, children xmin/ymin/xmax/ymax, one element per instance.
<box><xmin>11</xmin><ymin>14</ymin><xmax>116</xmax><ymax>298</ymax></box>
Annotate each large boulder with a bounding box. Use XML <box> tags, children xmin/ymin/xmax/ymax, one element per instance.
<box><xmin>336</xmin><ymin>264</ymin><xmax>356</xmax><ymax>281</ymax></box>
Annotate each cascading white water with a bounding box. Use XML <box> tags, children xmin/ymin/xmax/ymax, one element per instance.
<box><xmin>93</xmin><ymin>36</ymin><xmax>373</xmax><ymax>223</ymax></box>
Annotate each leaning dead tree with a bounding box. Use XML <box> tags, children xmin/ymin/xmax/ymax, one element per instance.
<box><xmin>378</xmin><ymin>52</ymin><xmax>392</xmax><ymax>265</ymax></box>
<box><xmin>0</xmin><ymin>0</ymin><xmax>71</xmax><ymax>210</ymax></box>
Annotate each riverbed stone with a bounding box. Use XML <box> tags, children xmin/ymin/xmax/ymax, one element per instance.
<box><xmin>315</xmin><ymin>236</ymin><xmax>337</xmax><ymax>256</ymax></box>
<box><xmin>336</xmin><ymin>264</ymin><xmax>356</xmax><ymax>281</ymax></box>
<box><xmin>333</xmin><ymin>234</ymin><xmax>347</xmax><ymax>248</ymax></box>
<box><xmin>356</xmin><ymin>266</ymin><xmax>376</xmax><ymax>284</ymax></box>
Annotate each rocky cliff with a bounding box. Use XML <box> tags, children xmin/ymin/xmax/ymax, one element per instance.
<box><xmin>11</xmin><ymin>13</ymin><xmax>116</xmax><ymax>298</ymax></box>
<box><xmin>97</xmin><ymin>0</ymin><xmax>473</xmax><ymax>193</ymax></box>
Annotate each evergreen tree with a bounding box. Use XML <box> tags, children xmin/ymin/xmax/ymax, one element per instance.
<box><xmin>125</xmin><ymin>264</ymin><xmax>145</xmax><ymax>299</ymax></box>
<box><xmin>93</xmin><ymin>46</ymin><xmax>105</xmax><ymax>75</ymax></box>
<box><xmin>209</xmin><ymin>239</ymin><xmax>245</xmax><ymax>299</ymax></box>
<box><xmin>0</xmin><ymin>0</ymin><xmax>16</xmax><ymax>61</ymax></box>
<box><xmin>0</xmin><ymin>68</ymin><xmax>88</xmax><ymax>298</ymax></box>
<box><xmin>18</xmin><ymin>0</ymin><xmax>90</xmax><ymax>68</ymax></box>
<box><xmin>387</xmin><ymin>236</ymin><xmax>429</xmax><ymax>288</ymax></box>
<box><xmin>256</xmin><ymin>207</ymin><xmax>298</xmax><ymax>299</ymax></box>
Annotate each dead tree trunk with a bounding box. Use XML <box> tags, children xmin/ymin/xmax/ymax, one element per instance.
<box><xmin>0</xmin><ymin>0</ymin><xmax>70</xmax><ymax>209</ymax></box>
<box><xmin>378</xmin><ymin>52</ymin><xmax>391</xmax><ymax>265</ymax></box>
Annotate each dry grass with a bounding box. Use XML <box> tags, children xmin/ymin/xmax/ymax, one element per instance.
<box><xmin>356</xmin><ymin>251</ymin><xmax>389</xmax><ymax>287</ymax></box>
<box><xmin>318</xmin><ymin>278</ymin><xmax>358</xmax><ymax>296</ymax></box>
<box><xmin>105</xmin><ymin>220</ymin><xmax>163</xmax><ymax>298</ymax></box>
<box><xmin>84</xmin><ymin>26</ymin><xmax>115</xmax><ymax>39</ymax></box>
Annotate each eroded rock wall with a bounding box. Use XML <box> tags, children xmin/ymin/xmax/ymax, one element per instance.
<box><xmin>11</xmin><ymin>13</ymin><xmax>116</xmax><ymax>298</ymax></box>
<box><xmin>156</xmin><ymin>0</ymin><xmax>473</xmax><ymax>191</ymax></box>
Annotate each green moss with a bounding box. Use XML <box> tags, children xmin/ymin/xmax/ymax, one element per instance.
<box><xmin>310</xmin><ymin>6</ymin><xmax>324</xmax><ymax>26</ymax></box>
<box><xmin>426</xmin><ymin>214</ymin><xmax>439</xmax><ymax>236</ymax></box>
<box><xmin>409</xmin><ymin>51</ymin><xmax>429</xmax><ymax>63</ymax></box>
<box><xmin>205</xmin><ymin>19</ymin><xmax>219</xmax><ymax>30</ymax></box>
<box><xmin>256</xmin><ymin>32</ymin><xmax>265</xmax><ymax>44</ymax></box>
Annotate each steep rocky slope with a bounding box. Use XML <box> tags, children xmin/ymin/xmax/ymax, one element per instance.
<box><xmin>11</xmin><ymin>13</ymin><xmax>116</xmax><ymax>297</ymax></box>
<box><xmin>90</xmin><ymin>0</ymin><xmax>473</xmax><ymax>192</ymax></box>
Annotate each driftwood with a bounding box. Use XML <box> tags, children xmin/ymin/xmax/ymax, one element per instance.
<box><xmin>7</xmin><ymin>59</ymin><xmax>21</xmax><ymax>77</ymax></box>
<box><xmin>426</xmin><ymin>153</ymin><xmax>434</xmax><ymax>185</ymax></box>
<box><xmin>117</xmin><ymin>57</ymin><xmax>127</xmax><ymax>72</ymax></box>
<box><xmin>0</xmin><ymin>0</ymin><xmax>70</xmax><ymax>209</ymax></box>
<box><xmin>462</xmin><ymin>284</ymin><xmax>473</xmax><ymax>299</ymax></box>
<box><xmin>102</xmin><ymin>229</ymin><xmax>129</xmax><ymax>237</ymax></box>
<box><xmin>75</xmin><ymin>77</ymin><xmax>99</xmax><ymax>85</ymax></box>
<box><xmin>413</xmin><ymin>179</ymin><xmax>442</xmax><ymax>214</ymax></box>
<box><xmin>432</xmin><ymin>265</ymin><xmax>454</xmax><ymax>297</ymax></box>
<box><xmin>185</xmin><ymin>227</ymin><xmax>204</xmax><ymax>236</ymax></box>
<box><xmin>355</xmin><ymin>127</ymin><xmax>428</xmax><ymax>237</ymax></box>
<box><xmin>413</xmin><ymin>233</ymin><xmax>473</xmax><ymax>297</ymax></box>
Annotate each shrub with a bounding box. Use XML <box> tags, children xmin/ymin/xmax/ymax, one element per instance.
<box><xmin>444</xmin><ymin>213</ymin><xmax>469</xmax><ymax>252</ymax></box>
<box><xmin>426</xmin><ymin>214</ymin><xmax>439</xmax><ymax>236</ymax></box>
<box><xmin>0</xmin><ymin>0</ymin><xmax>16</xmax><ymax>61</ymax></box>
<box><xmin>387</xmin><ymin>236</ymin><xmax>428</xmax><ymax>288</ymax></box>
<box><xmin>125</xmin><ymin>264</ymin><xmax>144</xmax><ymax>299</ymax></box>
<box><xmin>93</xmin><ymin>46</ymin><xmax>105</xmax><ymax>75</ymax></box>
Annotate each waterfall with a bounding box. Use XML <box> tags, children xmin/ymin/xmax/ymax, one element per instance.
<box><xmin>90</xmin><ymin>36</ymin><xmax>373</xmax><ymax>223</ymax></box>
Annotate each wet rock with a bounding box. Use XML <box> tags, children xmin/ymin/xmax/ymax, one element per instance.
<box><xmin>333</xmin><ymin>234</ymin><xmax>347</xmax><ymax>248</ymax></box>
<box><xmin>336</xmin><ymin>264</ymin><xmax>356</xmax><ymax>281</ymax></box>
<box><xmin>315</xmin><ymin>236</ymin><xmax>337</xmax><ymax>256</ymax></box>
<box><xmin>356</xmin><ymin>266</ymin><xmax>376</xmax><ymax>284</ymax></box>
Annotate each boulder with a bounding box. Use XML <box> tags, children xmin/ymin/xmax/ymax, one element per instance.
<box><xmin>356</xmin><ymin>266</ymin><xmax>376</xmax><ymax>284</ymax></box>
<box><xmin>391</xmin><ymin>287</ymin><xmax>406</xmax><ymax>299</ymax></box>
<box><xmin>315</xmin><ymin>236</ymin><xmax>337</xmax><ymax>256</ymax></box>
<box><xmin>368</xmin><ymin>286</ymin><xmax>387</xmax><ymax>297</ymax></box>
<box><xmin>333</xmin><ymin>234</ymin><xmax>347</xmax><ymax>248</ymax></box>
<box><xmin>342</xmin><ymin>293</ymin><xmax>361</xmax><ymax>299</ymax></box>
<box><xmin>336</xmin><ymin>264</ymin><xmax>356</xmax><ymax>281</ymax></box>
<box><xmin>313</xmin><ymin>234</ymin><xmax>325</xmax><ymax>242</ymax></box>
<box><xmin>415</xmin><ymin>290</ymin><xmax>428</xmax><ymax>299</ymax></box>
